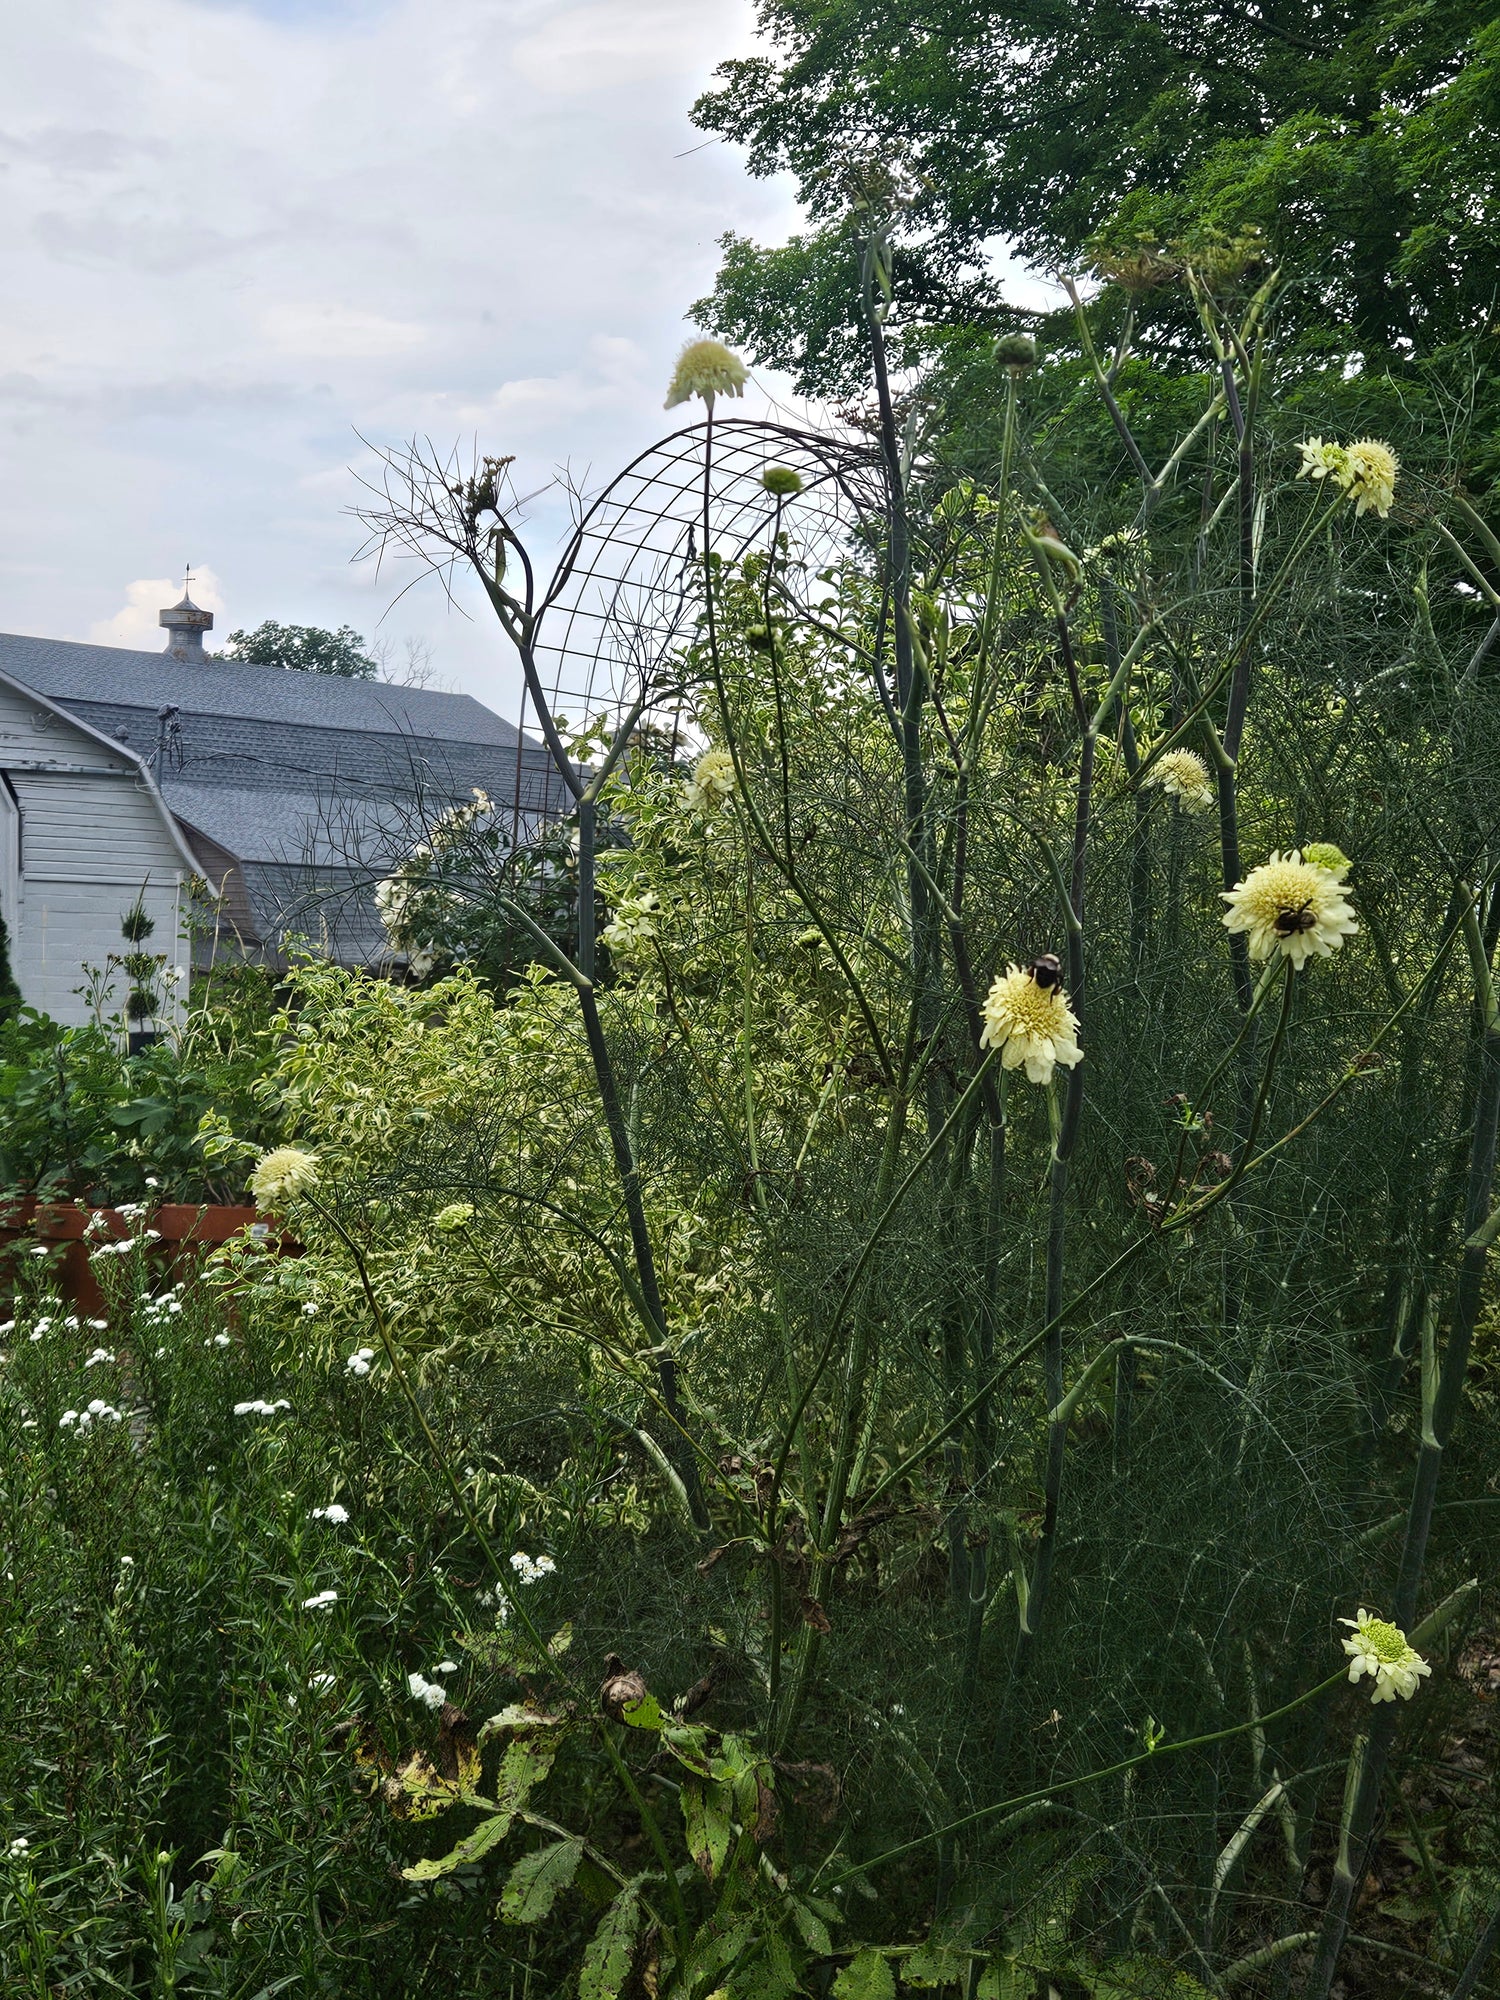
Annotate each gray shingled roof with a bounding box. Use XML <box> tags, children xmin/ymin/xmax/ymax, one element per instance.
<box><xmin>163</xmin><ymin>781</ymin><xmax>415</xmax><ymax>866</ymax></box>
<box><xmin>0</xmin><ymin>631</ymin><xmax>525</xmax><ymax>746</ymax></box>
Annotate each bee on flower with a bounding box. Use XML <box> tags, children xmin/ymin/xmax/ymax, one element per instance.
<box><xmin>1296</xmin><ymin>436</ymin><xmax>1398</xmax><ymax>518</ymax></box>
<box><xmin>979</xmin><ymin>956</ymin><xmax>1084</xmax><ymax>1086</ymax></box>
<box><xmin>684</xmin><ymin>749</ymin><xmax>737</xmax><ymax>813</ymax></box>
<box><xmin>1144</xmin><ymin>747</ymin><xmax>1215</xmax><ymax>813</ymax></box>
<box><xmin>664</xmin><ymin>338</ymin><xmax>748</xmax><ymax>412</ymax></box>
<box><xmin>1221</xmin><ymin>850</ymin><xmax>1358</xmax><ymax>970</ymax></box>
<box><xmin>1340</xmin><ymin>1609</ymin><xmax>1431</xmax><ymax>1704</ymax></box>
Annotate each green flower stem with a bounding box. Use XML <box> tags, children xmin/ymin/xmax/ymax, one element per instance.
<box><xmin>1304</xmin><ymin>896</ymin><xmax>1500</xmax><ymax>2000</ymax></box>
<box><xmin>826</xmin><ymin>1668</ymin><xmax>1350</xmax><ymax>1890</ymax></box>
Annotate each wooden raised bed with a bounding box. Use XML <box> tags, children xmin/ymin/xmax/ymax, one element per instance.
<box><xmin>0</xmin><ymin>1200</ymin><xmax>297</xmax><ymax>1320</ymax></box>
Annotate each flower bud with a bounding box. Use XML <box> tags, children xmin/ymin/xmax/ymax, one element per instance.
<box><xmin>994</xmin><ymin>332</ymin><xmax>1037</xmax><ymax>371</ymax></box>
<box><xmin>761</xmin><ymin>465</ymin><xmax>803</xmax><ymax>497</ymax></box>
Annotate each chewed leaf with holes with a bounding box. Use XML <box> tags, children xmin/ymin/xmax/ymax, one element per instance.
<box><xmin>831</xmin><ymin>1949</ymin><xmax>896</xmax><ymax>2000</ymax></box>
<box><xmin>500</xmin><ymin>1836</ymin><xmax>585</xmax><ymax>1923</ymax></box>
<box><xmin>579</xmin><ymin>1882</ymin><xmax>643</xmax><ymax>2000</ymax></box>
<box><xmin>681</xmin><ymin>1770</ymin><xmax>734</xmax><ymax>1881</ymax></box>
<box><xmin>400</xmin><ymin>1731</ymin><xmax>560</xmax><ymax>1879</ymax></box>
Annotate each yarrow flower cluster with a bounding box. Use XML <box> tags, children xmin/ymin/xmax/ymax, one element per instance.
<box><xmin>5</xmin><ymin>1837</ymin><xmax>28</xmax><ymax>1861</ymax></box>
<box><xmin>311</xmin><ymin>1503</ymin><xmax>350</xmax><ymax>1525</ymax></box>
<box><xmin>1221</xmin><ymin>848</ymin><xmax>1358</xmax><ymax>970</ymax></box>
<box><xmin>345</xmin><ymin>1347</ymin><xmax>376</xmax><ymax>1377</ymax></box>
<box><xmin>664</xmin><ymin>338</ymin><xmax>748</xmax><ymax>412</ymax></box>
<box><xmin>301</xmin><ymin>1589</ymin><xmax>338</xmax><ymax>1612</ymax></box>
<box><xmin>250</xmin><ymin>1147</ymin><xmax>320</xmax><ymax>1210</ymax></box>
<box><xmin>684</xmin><ymin>749</ymin><xmax>737</xmax><ymax>814</ymax></box>
<box><xmin>979</xmin><ymin>962</ymin><xmax>1084</xmax><ymax>1086</ymax></box>
<box><xmin>407</xmin><ymin>1672</ymin><xmax>447</xmax><ymax>1711</ymax></box>
<box><xmin>433</xmin><ymin>1202</ymin><xmax>475</xmax><ymax>1234</ymax></box>
<box><xmin>1296</xmin><ymin>436</ymin><xmax>1399</xmax><ymax>518</ymax></box>
<box><xmin>83</xmin><ymin>1347</ymin><xmax>116</xmax><ymax>1370</ymax></box>
<box><xmin>510</xmin><ymin>1551</ymin><xmax>557</xmax><ymax>1586</ymax></box>
<box><xmin>59</xmin><ymin>1399</ymin><xmax>122</xmax><ymax>1433</ymax></box>
<box><xmin>1341</xmin><ymin>1608</ymin><xmax>1431</xmax><ymax>1704</ymax></box>
<box><xmin>1144</xmin><ymin>748</ymin><xmax>1215</xmax><ymax>813</ymax></box>
<box><xmin>233</xmin><ymin>1397</ymin><xmax>291</xmax><ymax>1418</ymax></box>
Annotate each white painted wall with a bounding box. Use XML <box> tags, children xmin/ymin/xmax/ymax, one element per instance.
<box><xmin>0</xmin><ymin>679</ymin><xmax>188</xmax><ymax>1028</ymax></box>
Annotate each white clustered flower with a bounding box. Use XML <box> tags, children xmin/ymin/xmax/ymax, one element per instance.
<box><xmin>1221</xmin><ymin>849</ymin><xmax>1358</xmax><ymax>970</ymax></box>
<box><xmin>433</xmin><ymin>1659</ymin><xmax>459</xmax><ymax>1675</ymax></box>
<box><xmin>233</xmin><ymin>1398</ymin><xmax>291</xmax><ymax>1418</ymax></box>
<box><xmin>979</xmin><ymin>963</ymin><xmax>1085</xmax><ymax>1086</ymax></box>
<box><xmin>301</xmin><ymin>1301</ymin><xmax>319</xmax><ymax>1317</ymax></box>
<box><xmin>510</xmin><ymin>1551</ymin><xmax>558</xmax><ymax>1586</ymax></box>
<box><xmin>211</xmin><ymin>1333</ymin><xmax>232</xmax><ymax>1349</ymax></box>
<box><xmin>1144</xmin><ymin>748</ymin><xmax>1215</xmax><ymax>813</ymax></box>
<box><xmin>83</xmin><ymin>1348</ymin><xmax>116</xmax><ymax>1369</ymax></box>
<box><xmin>250</xmin><ymin>1146</ymin><xmax>320</xmax><ymax>1209</ymax></box>
<box><xmin>5</xmin><ymin>1837</ymin><xmax>28</xmax><ymax>1860</ymax></box>
<box><xmin>83</xmin><ymin>1212</ymin><xmax>112</xmax><ymax>1241</ymax></box>
<box><xmin>59</xmin><ymin>1400</ymin><xmax>123</xmax><ymax>1433</ymax></box>
<box><xmin>345</xmin><ymin>1347</ymin><xmax>376</xmax><ymax>1377</ymax></box>
<box><xmin>302</xmin><ymin>1589</ymin><xmax>339</xmax><ymax>1611</ymax></box>
<box><xmin>118</xmin><ymin>1202</ymin><xmax>148</xmax><ymax>1224</ymax></box>
<box><xmin>1340</xmin><ymin>1609</ymin><xmax>1431</xmax><ymax>1703</ymax></box>
<box><xmin>408</xmin><ymin>1672</ymin><xmax>447</xmax><ymax>1711</ymax></box>
<box><xmin>312</xmin><ymin>1503</ymin><xmax>350</xmax><ymax>1525</ymax></box>
<box><xmin>684</xmin><ymin>748</ymin><xmax>737</xmax><ymax>814</ymax></box>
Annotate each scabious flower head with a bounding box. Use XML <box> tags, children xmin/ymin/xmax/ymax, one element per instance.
<box><xmin>434</xmin><ymin>1202</ymin><xmax>475</xmax><ymax>1234</ymax></box>
<box><xmin>664</xmin><ymin>338</ymin><xmax>748</xmax><ymax>412</ymax></box>
<box><xmin>761</xmin><ymin>465</ymin><xmax>803</xmax><ymax>497</ymax></box>
<box><xmin>1145</xmin><ymin>748</ymin><xmax>1214</xmax><ymax>813</ymax></box>
<box><xmin>1297</xmin><ymin>437</ymin><xmax>1347</xmax><ymax>485</ymax></box>
<box><xmin>979</xmin><ymin>963</ymin><xmax>1084</xmax><ymax>1086</ymax></box>
<box><xmin>1341</xmin><ymin>1609</ymin><xmax>1431</xmax><ymax>1703</ymax></box>
<box><xmin>250</xmin><ymin>1146</ymin><xmax>320</xmax><ymax>1210</ymax></box>
<box><xmin>601</xmin><ymin>891</ymin><xmax>661</xmax><ymax>959</ymax></box>
<box><xmin>685</xmin><ymin>749</ymin><xmax>737</xmax><ymax>813</ymax></box>
<box><xmin>1221</xmin><ymin>850</ymin><xmax>1358</xmax><ymax>969</ymax></box>
<box><xmin>1344</xmin><ymin>439</ymin><xmax>1399</xmax><ymax>517</ymax></box>
<box><xmin>1302</xmin><ymin>841</ymin><xmax>1351</xmax><ymax>878</ymax></box>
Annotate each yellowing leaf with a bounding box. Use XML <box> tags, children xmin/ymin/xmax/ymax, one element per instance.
<box><xmin>831</xmin><ymin>1949</ymin><xmax>896</xmax><ymax>2000</ymax></box>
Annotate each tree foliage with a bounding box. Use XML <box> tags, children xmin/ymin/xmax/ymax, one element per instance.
<box><xmin>222</xmin><ymin>619</ymin><xmax>378</xmax><ymax>678</ymax></box>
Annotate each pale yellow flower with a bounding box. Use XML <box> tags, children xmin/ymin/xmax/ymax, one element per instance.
<box><xmin>1297</xmin><ymin>437</ymin><xmax>1347</xmax><ymax>485</ymax></box>
<box><xmin>1340</xmin><ymin>1608</ymin><xmax>1431</xmax><ymax>1704</ymax></box>
<box><xmin>250</xmin><ymin>1147</ymin><xmax>320</xmax><ymax>1209</ymax></box>
<box><xmin>1343</xmin><ymin>439</ymin><xmax>1399</xmax><ymax>518</ymax></box>
<box><xmin>979</xmin><ymin>963</ymin><xmax>1083</xmax><ymax>1086</ymax></box>
<box><xmin>1144</xmin><ymin>748</ymin><xmax>1214</xmax><ymax>813</ymax></box>
<box><xmin>1302</xmin><ymin>841</ymin><xmax>1351</xmax><ymax>878</ymax></box>
<box><xmin>664</xmin><ymin>339</ymin><xmax>748</xmax><ymax>412</ymax></box>
<box><xmin>1221</xmin><ymin>851</ymin><xmax>1358</xmax><ymax>970</ymax></box>
<box><xmin>684</xmin><ymin>749</ymin><xmax>737</xmax><ymax>812</ymax></box>
<box><xmin>601</xmin><ymin>891</ymin><xmax>661</xmax><ymax>958</ymax></box>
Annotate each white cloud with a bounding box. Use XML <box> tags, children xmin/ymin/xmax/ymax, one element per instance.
<box><xmin>87</xmin><ymin>568</ymin><xmax>227</xmax><ymax>651</ymax></box>
<box><xmin>0</xmin><ymin>0</ymin><xmax>797</xmax><ymax>703</ymax></box>
<box><xmin>512</xmin><ymin>2</ymin><xmax>741</xmax><ymax>93</ymax></box>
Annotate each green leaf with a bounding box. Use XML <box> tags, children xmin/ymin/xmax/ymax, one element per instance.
<box><xmin>788</xmin><ymin>1895</ymin><xmax>834</xmax><ymax>1957</ymax></box>
<box><xmin>732</xmin><ymin>1927</ymin><xmax>798</xmax><ymax>2000</ymax></box>
<box><xmin>832</xmin><ymin>1949</ymin><xmax>896</xmax><ymax>1999</ymax></box>
<box><xmin>902</xmin><ymin>1940</ymin><xmax>967</xmax><ymax>1988</ymax></box>
<box><xmin>621</xmin><ymin>1692</ymin><xmax>662</xmax><ymax>1731</ymax></box>
<box><xmin>681</xmin><ymin>1772</ymin><xmax>735</xmax><ymax>1882</ymax></box>
<box><xmin>977</xmin><ymin>1960</ymin><xmax>1024</xmax><ymax>2000</ymax></box>
<box><xmin>579</xmin><ymin>1884</ymin><xmax>642</xmax><ymax>2000</ymax></box>
<box><xmin>401</xmin><ymin>1809</ymin><xmax>515</xmax><ymax>1882</ymax></box>
<box><xmin>500</xmin><ymin>1837</ymin><xmax>585</xmax><ymax>1923</ymax></box>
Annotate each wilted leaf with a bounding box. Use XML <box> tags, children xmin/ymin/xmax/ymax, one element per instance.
<box><xmin>477</xmin><ymin>1704</ymin><xmax>567</xmax><ymax>1748</ymax></box>
<box><xmin>580</xmin><ymin>1883</ymin><xmax>643</xmax><ymax>2000</ymax></box>
<box><xmin>401</xmin><ymin>1808</ymin><xmax>515</xmax><ymax>1880</ymax></box>
<box><xmin>831</xmin><ymin>1948</ymin><xmax>896</xmax><ymax>2000</ymax></box>
<box><xmin>500</xmin><ymin>1836</ymin><xmax>585</xmax><ymax>1923</ymax></box>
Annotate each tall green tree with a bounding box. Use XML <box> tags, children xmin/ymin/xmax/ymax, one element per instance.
<box><xmin>692</xmin><ymin>1</ymin><xmax>1500</xmax><ymax>393</ymax></box>
<box><xmin>221</xmin><ymin>620</ymin><xmax>378</xmax><ymax>678</ymax></box>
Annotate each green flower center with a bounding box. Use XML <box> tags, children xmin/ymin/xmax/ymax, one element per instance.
<box><xmin>1362</xmin><ymin>1618</ymin><xmax>1407</xmax><ymax>1662</ymax></box>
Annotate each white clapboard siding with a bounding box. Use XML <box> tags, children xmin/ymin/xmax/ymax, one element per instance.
<box><xmin>0</xmin><ymin>681</ymin><xmax>189</xmax><ymax>1027</ymax></box>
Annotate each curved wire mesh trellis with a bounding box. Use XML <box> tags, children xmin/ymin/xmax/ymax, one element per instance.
<box><xmin>524</xmin><ymin>416</ymin><xmax>886</xmax><ymax>760</ymax></box>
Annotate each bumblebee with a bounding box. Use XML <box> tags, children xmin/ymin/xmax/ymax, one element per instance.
<box><xmin>1272</xmin><ymin>901</ymin><xmax>1318</xmax><ymax>938</ymax></box>
<box><xmin>1030</xmin><ymin>952</ymin><xmax>1064</xmax><ymax>990</ymax></box>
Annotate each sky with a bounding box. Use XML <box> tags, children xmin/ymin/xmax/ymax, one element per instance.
<box><xmin>0</xmin><ymin>0</ymin><xmax>809</xmax><ymax>710</ymax></box>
